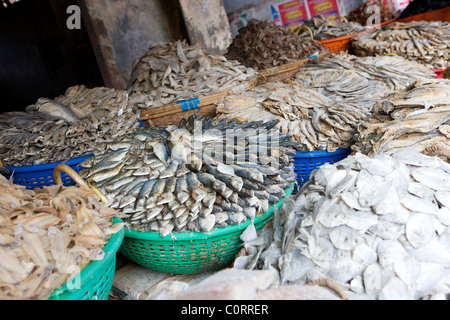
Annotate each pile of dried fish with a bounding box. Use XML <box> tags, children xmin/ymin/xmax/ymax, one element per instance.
<box><xmin>236</xmin><ymin>148</ymin><xmax>450</xmax><ymax>300</ymax></box>
<box><xmin>351</xmin><ymin>21</ymin><xmax>450</xmax><ymax>69</ymax></box>
<box><xmin>0</xmin><ymin>174</ymin><xmax>124</xmax><ymax>300</ymax></box>
<box><xmin>294</xmin><ymin>53</ymin><xmax>436</xmax><ymax>106</ymax></box>
<box><xmin>346</xmin><ymin>1</ymin><xmax>396</xmax><ymax>26</ymax></box>
<box><xmin>127</xmin><ymin>40</ymin><xmax>256</xmax><ymax>109</ymax></box>
<box><xmin>80</xmin><ymin>116</ymin><xmax>298</xmax><ymax>237</ymax></box>
<box><xmin>354</xmin><ymin>79</ymin><xmax>450</xmax><ymax>161</ymax></box>
<box><xmin>225</xmin><ymin>19</ymin><xmax>325</xmax><ymax>70</ymax></box>
<box><xmin>216</xmin><ymin>80</ymin><xmax>371</xmax><ymax>152</ymax></box>
<box><xmin>0</xmin><ymin>85</ymin><xmax>141</xmax><ymax>166</ymax></box>
<box><xmin>297</xmin><ymin>15</ymin><xmax>370</xmax><ymax>41</ymax></box>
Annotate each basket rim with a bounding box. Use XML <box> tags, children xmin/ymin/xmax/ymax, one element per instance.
<box><xmin>48</xmin><ymin>218</ymin><xmax>125</xmax><ymax>299</ymax></box>
<box><xmin>5</xmin><ymin>153</ymin><xmax>94</xmax><ymax>172</ymax></box>
<box><xmin>294</xmin><ymin>148</ymin><xmax>351</xmax><ymax>159</ymax></box>
<box><xmin>124</xmin><ymin>187</ymin><xmax>294</xmax><ymax>242</ymax></box>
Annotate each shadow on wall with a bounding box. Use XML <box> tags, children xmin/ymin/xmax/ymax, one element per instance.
<box><xmin>0</xmin><ymin>0</ymin><xmax>104</xmax><ymax>112</ymax></box>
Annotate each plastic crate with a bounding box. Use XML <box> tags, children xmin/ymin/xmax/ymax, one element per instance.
<box><xmin>48</xmin><ymin>218</ymin><xmax>125</xmax><ymax>300</ymax></box>
<box><xmin>5</xmin><ymin>154</ymin><xmax>93</xmax><ymax>190</ymax></box>
<box><xmin>118</xmin><ymin>187</ymin><xmax>294</xmax><ymax>275</ymax></box>
<box><xmin>294</xmin><ymin>148</ymin><xmax>351</xmax><ymax>189</ymax></box>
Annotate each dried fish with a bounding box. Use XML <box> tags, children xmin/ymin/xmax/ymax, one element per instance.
<box><xmin>236</xmin><ymin>148</ymin><xmax>450</xmax><ymax>300</ymax></box>
<box><xmin>0</xmin><ymin>85</ymin><xmax>141</xmax><ymax>166</ymax></box>
<box><xmin>346</xmin><ymin>1</ymin><xmax>397</xmax><ymax>26</ymax></box>
<box><xmin>353</xmin><ymin>79</ymin><xmax>450</xmax><ymax>161</ymax></box>
<box><xmin>351</xmin><ymin>21</ymin><xmax>450</xmax><ymax>69</ymax></box>
<box><xmin>127</xmin><ymin>40</ymin><xmax>256</xmax><ymax>109</ymax></box>
<box><xmin>226</xmin><ymin>19</ymin><xmax>325</xmax><ymax>70</ymax></box>
<box><xmin>297</xmin><ymin>15</ymin><xmax>370</xmax><ymax>41</ymax></box>
<box><xmin>80</xmin><ymin>116</ymin><xmax>297</xmax><ymax>237</ymax></box>
<box><xmin>0</xmin><ymin>175</ymin><xmax>124</xmax><ymax>300</ymax></box>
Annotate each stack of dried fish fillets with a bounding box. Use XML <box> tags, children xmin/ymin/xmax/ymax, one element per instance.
<box><xmin>351</xmin><ymin>21</ymin><xmax>450</xmax><ymax>69</ymax></box>
<box><xmin>354</xmin><ymin>79</ymin><xmax>450</xmax><ymax>161</ymax></box>
<box><xmin>127</xmin><ymin>40</ymin><xmax>256</xmax><ymax>109</ymax></box>
<box><xmin>297</xmin><ymin>15</ymin><xmax>370</xmax><ymax>41</ymax></box>
<box><xmin>80</xmin><ymin>116</ymin><xmax>298</xmax><ymax>237</ymax></box>
<box><xmin>235</xmin><ymin>148</ymin><xmax>450</xmax><ymax>300</ymax></box>
<box><xmin>225</xmin><ymin>19</ymin><xmax>325</xmax><ymax>70</ymax></box>
<box><xmin>0</xmin><ymin>174</ymin><xmax>124</xmax><ymax>300</ymax></box>
<box><xmin>0</xmin><ymin>85</ymin><xmax>141</xmax><ymax>166</ymax></box>
<box><xmin>216</xmin><ymin>81</ymin><xmax>369</xmax><ymax>153</ymax></box>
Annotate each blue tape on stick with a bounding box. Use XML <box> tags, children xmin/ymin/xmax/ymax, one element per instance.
<box><xmin>178</xmin><ymin>98</ymin><xmax>201</xmax><ymax>112</ymax></box>
<box><xmin>308</xmin><ymin>55</ymin><xmax>318</xmax><ymax>60</ymax></box>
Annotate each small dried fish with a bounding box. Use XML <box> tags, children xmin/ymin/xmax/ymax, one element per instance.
<box><xmin>351</xmin><ymin>21</ymin><xmax>450</xmax><ymax>69</ymax></box>
<box><xmin>0</xmin><ymin>85</ymin><xmax>141</xmax><ymax>166</ymax></box>
<box><xmin>346</xmin><ymin>2</ymin><xmax>397</xmax><ymax>26</ymax></box>
<box><xmin>226</xmin><ymin>19</ymin><xmax>325</xmax><ymax>70</ymax></box>
<box><xmin>297</xmin><ymin>15</ymin><xmax>370</xmax><ymax>41</ymax></box>
<box><xmin>127</xmin><ymin>40</ymin><xmax>256</xmax><ymax>109</ymax></box>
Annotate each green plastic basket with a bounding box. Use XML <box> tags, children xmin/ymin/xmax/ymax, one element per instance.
<box><xmin>48</xmin><ymin>218</ymin><xmax>125</xmax><ymax>300</ymax></box>
<box><xmin>119</xmin><ymin>187</ymin><xmax>293</xmax><ymax>274</ymax></box>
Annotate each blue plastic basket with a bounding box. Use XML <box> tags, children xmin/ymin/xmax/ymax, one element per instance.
<box><xmin>5</xmin><ymin>154</ymin><xmax>93</xmax><ymax>190</ymax></box>
<box><xmin>293</xmin><ymin>148</ymin><xmax>351</xmax><ymax>190</ymax></box>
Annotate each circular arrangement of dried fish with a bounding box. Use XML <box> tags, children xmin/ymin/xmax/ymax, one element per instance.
<box><xmin>351</xmin><ymin>21</ymin><xmax>450</xmax><ymax>69</ymax></box>
<box><xmin>0</xmin><ymin>85</ymin><xmax>141</xmax><ymax>167</ymax></box>
<box><xmin>296</xmin><ymin>15</ymin><xmax>370</xmax><ymax>41</ymax></box>
<box><xmin>127</xmin><ymin>40</ymin><xmax>256</xmax><ymax>109</ymax></box>
<box><xmin>346</xmin><ymin>1</ymin><xmax>397</xmax><ymax>26</ymax></box>
<box><xmin>354</xmin><ymin>79</ymin><xmax>450</xmax><ymax>161</ymax></box>
<box><xmin>236</xmin><ymin>148</ymin><xmax>450</xmax><ymax>300</ymax></box>
<box><xmin>225</xmin><ymin>19</ymin><xmax>325</xmax><ymax>71</ymax></box>
<box><xmin>0</xmin><ymin>174</ymin><xmax>124</xmax><ymax>300</ymax></box>
<box><xmin>79</xmin><ymin>116</ymin><xmax>298</xmax><ymax>238</ymax></box>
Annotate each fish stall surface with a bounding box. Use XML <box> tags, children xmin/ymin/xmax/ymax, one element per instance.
<box><xmin>236</xmin><ymin>148</ymin><xmax>450</xmax><ymax>300</ymax></box>
<box><xmin>351</xmin><ymin>21</ymin><xmax>450</xmax><ymax>70</ymax></box>
<box><xmin>0</xmin><ymin>85</ymin><xmax>141</xmax><ymax>166</ymax></box>
<box><xmin>225</xmin><ymin>19</ymin><xmax>325</xmax><ymax>71</ymax></box>
<box><xmin>297</xmin><ymin>15</ymin><xmax>370</xmax><ymax>41</ymax></box>
<box><xmin>215</xmin><ymin>53</ymin><xmax>435</xmax><ymax>153</ymax></box>
<box><xmin>354</xmin><ymin>79</ymin><xmax>450</xmax><ymax>161</ymax></box>
<box><xmin>79</xmin><ymin>116</ymin><xmax>298</xmax><ymax>238</ymax></box>
<box><xmin>126</xmin><ymin>40</ymin><xmax>256</xmax><ymax>109</ymax></box>
<box><xmin>0</xmin><ymin>174</ymin><xmax>124</xmax><ymax>300</ymax></box>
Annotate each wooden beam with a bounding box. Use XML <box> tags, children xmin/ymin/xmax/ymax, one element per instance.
<box><xmin>178</xmin><ymin>0</ymin><xmax>232</xmax><ymax>55</ymax></box>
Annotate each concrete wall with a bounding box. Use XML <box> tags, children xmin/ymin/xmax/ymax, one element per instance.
<box><xmin>79</xmin><ymin>0</ymin><xmax>188</xmax><ymax>90</ymax></box>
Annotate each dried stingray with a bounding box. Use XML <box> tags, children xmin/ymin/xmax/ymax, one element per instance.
<box><xmin>0</xmin><ymin>174</ymin><xmax>124</xmax><ymax>300</ymax></box>
<box><xmin>351</xmin><ymin>21</ymin><xmax>450</xmax><ymax>69</ymax></box>
<box><xmin>0</xmin><ymin>85</ymin><xmax>141</xmax><ymax>166</ymax></box>
<box><xmin>226</xmin><ymin>19</ymin><xmax>325</xmax><ymax>70</ymax></box>
<box><xmin>236</xmin><ymin>148</ymin><xmax>450</xmax><ymax>300</ymax></box>
<box><xmin>127</xmin><ymin>40</ymin><xmax>256</xmax><ymax>109</ymax></box>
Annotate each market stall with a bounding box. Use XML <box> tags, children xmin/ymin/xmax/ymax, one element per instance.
<box><xmin>0</xmin><ymin>0</ymin><xmax>449</xmax><ymax>301</ymax></box>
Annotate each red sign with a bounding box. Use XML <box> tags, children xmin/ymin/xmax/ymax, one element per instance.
<box><xmin>278</xmin><ymin>0</ymin><xmax>308</xmax><ymax>28</ymax></box>
<box><xmin>307</xmin><ymin>0</ymin><xmax>340</xmax><ymax>18</ymax></box>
